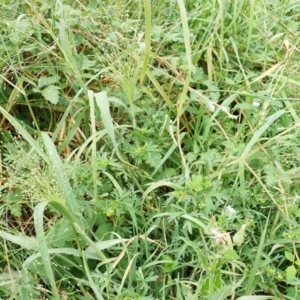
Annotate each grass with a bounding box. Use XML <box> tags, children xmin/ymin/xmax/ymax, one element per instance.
<box><xmin>1</xmin><ymin>0</ymin><xmax>300</xmax><ymax>299</ymax></box>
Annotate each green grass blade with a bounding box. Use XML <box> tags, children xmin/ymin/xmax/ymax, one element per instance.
<box><xmin>246</xmin><ymin>0</ymin><xmax>255</xmax><ymax>56</ymax></box>
<box><xmin>57</xmin><ymin>110</ymin><xmax>84</xmax><ymax>152</ymax></box>
<box><xmin>42</xmin><ymin>133</ymin><xmax>84</xmax><ymax>229</ymax></box>
<box><xmin>176</xmin><ymin>0</ymin><xmax>192</xmax><ymax>116</ymax></box>
<box><xmin>0</xmin><ymin>107</ymin><xmax>49</xmax><ymax>163</ymax></box>
<box><xmin>94</xmin><ymin>91</ymin><xmax>117</xmax><ymax>149</ymax></box>
<box><xmin>151</xmin><ymin>143</ymin><xmax>177</xmax><ymax>177</ymax></box>
<box><xmin>244</xmin><ymin>215</ymin><xmax>270</xmax><ymax>295</ymax></box>
<box><xmin>82</xmin><ymin>252</ymin><xmax>105</xmax><ymax>300</ymax></box>
<box><xmin>239</xmin><ymin>110</ymin><xmax>284</xmax><ymax>189</ymax></box>
<box><xmin>48</xmin><ymin>200</ymin><xmax>108</xmax><ymax>262</ymax></box>
<box><xmin>34</xmin><ymin>201</ymin><xmax>60</xmax><ymax>300</ymax></box>
<box><xmin>146</xmin><ymin>70</ymin><xmax>172</xmax><ymax>106</ymax></box>
<box><xmin>0</xmin><ymin>231</ymin><xmax>37</xmax><ymax>250</ymax></box>
<box><xmin>88</xmin><ymin>90</ymin><xmax>98</xmax><ymax>201</ymax></box>
<box><xmin>140</xmin><ymin>0</ymin><xmax>151</xmax><ymax>83</ymax></box>
<box><xmin>51</xmin><ymin>68</ymin><xmax>110</xmax><ymax>143</ymax></box>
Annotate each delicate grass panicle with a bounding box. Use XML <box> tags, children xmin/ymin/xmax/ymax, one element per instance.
<box><xmin>1</xmin><ymin>0</ymin><xmax>300</xmax><ymax>299</ymax></box>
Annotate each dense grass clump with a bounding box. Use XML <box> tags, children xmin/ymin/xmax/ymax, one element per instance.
<box><xmin>1</xmin><ymin>0</ymin><xmax>300</xmax><ymax>299</ymax></box>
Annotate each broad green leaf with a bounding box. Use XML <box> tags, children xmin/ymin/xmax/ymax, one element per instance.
<box><xmin>286</xmin><ymin>265</ymin><xmax>297</xmax><ymax>281</ymax></box>
<box><xmin>23</xmin><ymin>247</ymin><xmax>82</xmax><ymax>269</ymax></box>
<box><xmin>181</xmin><ymin>214</ymin><xmax>208</xmax><ymax>230</ymax></box>
<box><xmin>74</xmin><ymin>53</ymin><xmax>95</xmax><ymax>69</ymax></box>
<box><xmin>143</xmin><ymin>180</ymin><xmax>183</xmax><ymax>200</ymax></box>
<box><xmin>162</xmin><ymin>254</ymin><xmax>177</xmax><ymax>272</ymax></box>
<box><xmin>285</xmin><ymin>251</ymin><xmax>295</xmax><ymax>263</ymax></box>
<box><xmin>38</xmin><ymin>76</ymin><xmax>59</xmax><ymax>88</ymax></box>
<box><xmin>295</xmin><ymin>260</ymin><xmax>300</xmax><ymax>267</ymax></box>
<box><xmin>245</xmin><ymin>215</ymin><xmax>269</xmax><ymax>295</ymax></box>
<box><xmin>41</xmin><ymin>85</ymin><xmax>60</xmax><ymax>104</ymax></box>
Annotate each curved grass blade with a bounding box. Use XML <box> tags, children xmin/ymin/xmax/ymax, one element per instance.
<box><xmin>0</xmin><ymin>107</ymin><xmax>49</xmax><ymax>163</ymax></box>
<box><xmin>239</xmin><ymin>110</ymin><xmax>284</xmax><ymax>190</ymax></box>
<box><xmin>82</xmin><ymin>251</ymin><xmax>105</xmax><ymax>300</ymax></box>
<box><xmin>143</xmin><ymin>180</ymin><xmax>184</xmax><ymax>200</ymax></box>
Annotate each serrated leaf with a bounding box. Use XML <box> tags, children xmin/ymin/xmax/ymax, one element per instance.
<box><xmin>285</xmin><ymin>251</ymin><xmax>295</xmax><ymax>263</ymax></box>
<box><xmin>286</xmin><ymin>265</ymin><xmax>297</xmax><ymax>281</ymax></box>
<box><xmin>41</xmin><ymin>85</ymin><xmax>60</xmax><ymax>104</ymax></box>
<box><xmin>162</xmin><ymin>254</ymin><xmax>177</xmax><ymax>273</ymax></box>
<box><xmin>38</xmin><ymin>76</ymin><xmax>59</xmax><ymax>88</ymax></box>
<box><xmin>295</xmin><ymin>260</ymin><xmax>300</xmax><ymax>267</ymax></box>
<box><xmin>223</xmin><ymin>249</ymin><xmax>240</xmax><ymax>261</ymax></box>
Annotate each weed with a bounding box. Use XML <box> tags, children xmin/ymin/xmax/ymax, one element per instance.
<box><xmin>1</xmin><ymin>0</ymin><xmax>300</xmax><ymax>299</ymax></box>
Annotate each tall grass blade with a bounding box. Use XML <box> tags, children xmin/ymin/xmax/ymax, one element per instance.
<box><xmin>88</xmin><ymin>90</ymin><xmax>98</xmax><ymax>201</ymax></box>
<box><xmin>48</xmin><ymin>200</ymin><xmax>108</xmax><ymax>262</ymax></box>
<box><xmin>244</xmin><ymin>214</ymin><xmax>270</xmax><ymax>295</ymax></box>
<box><xmin>94</xmin><ymin>91</ymin><xmax>117</xmax><ymax>149</ymax></box>
<box><xmin>34</xmin><ymin>201</ymin><xmax>60</xmax><ymax>300</ymax></box>
<box><xmin>82</xmin><ymin>252</ymin><xmax>105</xmax><ymax>300</ymax></box>
<box><xmin>176</xmin><ymin>0</ymin><xmax>192</xmax><ymax>117</ymax></box>
<box><xmin>42</xmin><ymin>133</ymin><xmax>84</xmax><ymax>229</ymax></box>
<box><xmin>140</xmin><ymin>0</ymin><xmax>151</xmax><ymax>83</ymax></box>
<box><xmin>246</xmin><ymin>0</ymin><xmax>255</xmax><ymax>56</ymax></box>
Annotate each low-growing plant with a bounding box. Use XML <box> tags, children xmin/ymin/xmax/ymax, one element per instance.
<box><xmin>1</xmin><ymin>0</ymin><xmax>300</xmax><ymax>299</ymax></box>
